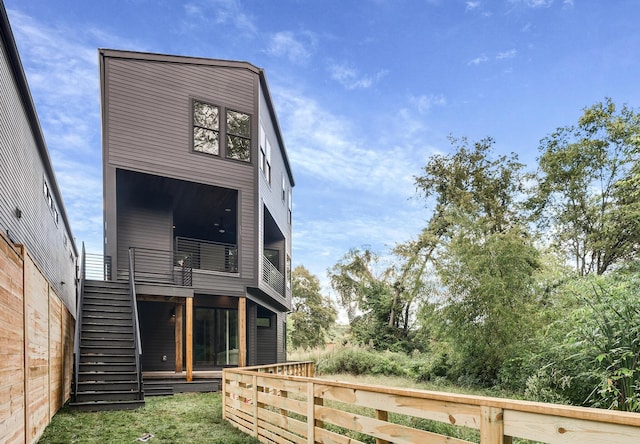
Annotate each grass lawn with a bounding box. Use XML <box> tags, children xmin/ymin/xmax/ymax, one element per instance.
<box><xmin>38</xmin><ymin>393</ymin><xmax>259</xmax><ymax>444</ymax></box>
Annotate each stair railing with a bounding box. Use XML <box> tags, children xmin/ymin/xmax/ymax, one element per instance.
<box><xmin>128</xmin><ymin>247</ymin><xmax>144</xmax><ymax>400</ymax></box>
<box><xmin>72</xmin><ymin>242</ymin><xmax>86</xmax><ymax>403</ymax></box>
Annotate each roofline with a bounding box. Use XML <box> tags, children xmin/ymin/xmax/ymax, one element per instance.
<box><xmin>259</xmin><ymin>70</ymin><xmax>295</xmax><ymax>187</ymax></box>
<box><xmin>100</xmin><ymin>48</ymin><xmax>295</xmax><ymax>187</ymax></box>
<box><xmin>99</xmin><ymin>48</ymin><xmax>262</xmax><ymax>73</ymax></box>
<box><xmin>0</xmin><ymin>2</ymin><xmax>78</xmax><ymax>256</ymax></box>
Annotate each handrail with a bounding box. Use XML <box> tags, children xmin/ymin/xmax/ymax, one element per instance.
<box><xmin>223</xmin><ymin>362</ymin><xmax>640</xmax><ymax>444</ymax></box>
<box><xmin>175</xmin><ymin>236</ymin><xmax>237</xmax><ymax>273</ymax></box>
<box><xmin>262</xmin><ymin>254</ymin><xmax>285</xmax><ymax>295</ymax></box>
<box><xmin>72</xmin><ymin>242</ymin><xmax>86</xmax><ymax>403</ymax></box>
<box><xmin>128</xmin><ymin>247</ymin><xmax>143</xmax><ymax>400</ymax></box>
<box><xmin>129</xmin><ymin>246</ymin><xmax>192</xmax><ymax>286</ymax></box>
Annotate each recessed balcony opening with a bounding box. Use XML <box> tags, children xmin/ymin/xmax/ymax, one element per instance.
<box><xmin>263</xmin><ymin>206</ymin><xmax>285</xmax><ymax>295</ymax></box>
<box><xmin>116</xmin><ymin>169</ymin><xmax>238</xmax><ymax>281</ymax></box>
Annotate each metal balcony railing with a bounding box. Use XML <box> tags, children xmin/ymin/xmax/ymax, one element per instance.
<box><xmin>130</xmin><ymin>247</ymin><xmax>193</xmax><ymax>286</ymax></box>
<box><xmin>175</xmin><ymin>236</ymin><xmax>237</xmax><ymax>273</ymax></box>
<box><xmin>262</xmin><ymin>255</ymin><xmax>284</xmax><ymax>296</ymax></box>
<box><xmin>84</xmin><ymin>253</ymin><xmax>112</xmax><ymax>280</ymax></box>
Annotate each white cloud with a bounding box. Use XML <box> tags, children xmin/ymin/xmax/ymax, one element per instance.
<box><xmin>274</xmin><ymin>87</ymin><xmax>420</xmax><ymax>197</ymax></box>
<box><xmin>468</xmin><ymin>54</ymin><xmax>489</xmax><ymax>66</ymax></box>
<box><xmin>496</xmin><ymin>49</ymin><xmax>517</xmax><ymax>59</ymax></box>
<box><xmin>410</xmin><ymin>94</ymin><xmax>447</xmax><ymax>113</ymax></box>
<box><xmin>267</xmin><ymin>31</ymin><xmax>314</xmax><ymax>64</ymax></box>
<box><xmin>466</xmin><ymin>1</ymin><xmax>481</xmax><ymax>11</ymax></box>
<box><xmin>184</xmin><ymin>0</ymin><xmax>257</xmax><ymax>36</ymax></box>
<box><xmin>329</xmin><ymin>62</ymin><xmax>388</xmax><ymax>90</ymax></box>
<box><xmin>509</xmin><ymin>0</ymin><xmax>554</xmax><ymax>8</ymax></box>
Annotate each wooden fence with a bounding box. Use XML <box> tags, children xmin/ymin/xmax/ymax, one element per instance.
<box><xmin>223</xmin><ymin>362</ymin><xmax>640</xmax><ymax>444</ymax></box>
<box><xmin>0</xmin><ymin>231</ymin><xmax>74</xmax><ymax>444</ymax></box>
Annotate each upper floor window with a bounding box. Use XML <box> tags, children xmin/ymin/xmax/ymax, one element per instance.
<box><xmin>226</xmin><ymin>110</ymin><xmax>251</xmax><ymax>162</ymax></box>
<box><xmin>259</xmin><ymin>124</ymin><xmax>271</xmax><ymax>183</ymax></box>
<box><xmin>193</xmin><ymin>100</ymin><xmax>220</xmax><ymax>155</ymax></box>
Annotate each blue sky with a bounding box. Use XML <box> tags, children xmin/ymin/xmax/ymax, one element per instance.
<box><xmin>6</xmin><ymin>0</ymin><xmax>640</xmax><ymax>296</ymax></box>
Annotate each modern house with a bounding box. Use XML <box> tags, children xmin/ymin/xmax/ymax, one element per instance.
<box><xmin>70</xmin><ymin>49</ymin><xmax>294</xmax><ymax>407</ymax></box>
<box><xmin>0</xmin><ymin>1</ymin><xmax>78</xmax><ymax>441</ymax></box>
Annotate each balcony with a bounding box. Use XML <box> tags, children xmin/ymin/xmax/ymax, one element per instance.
<box><xmin>175</xmin><ymin>237</ymin><xmax>237</xmax><ymax>273</ymax></box>
<box><xmin>262</xmin><ymin>255</ymin><xmax>284</xmax><ymax>296</ymax></box>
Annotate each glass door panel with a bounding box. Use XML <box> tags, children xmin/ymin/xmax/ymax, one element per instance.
<box><xmin>194</xmin><ymin>308</ymin><xmax>215</xmax><ymax>367</ymax></box>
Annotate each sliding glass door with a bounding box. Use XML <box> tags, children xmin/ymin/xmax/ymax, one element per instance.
<box><xmin>194</xmin><ymin>307</ymin><xmax>238</xmax><ymax>368</ymax></box>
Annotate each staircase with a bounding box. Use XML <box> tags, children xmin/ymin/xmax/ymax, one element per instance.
<box><xmin>71</xmin><ymin>280</ymin><xmax>145</xmax><ymax>411</ymax></box>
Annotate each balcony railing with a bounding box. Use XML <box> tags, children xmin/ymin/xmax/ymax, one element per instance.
<box><xmin>84</xmin><ymin>253</ymin><xmax>112</xmax><ymax>280</ymax></box>
<box><xmin>175</xmin><ymin>236</ymin><xmax>237</xmax><ymax>273</ymax></box>
<box><xmin>263</xmin><ymin>255</ymin><xmax>284</xmax><ymax>296</ymax></box>
<box><xmin>130</xmin><ymin>247</ymin><xmax>192</xmax><ymax>286</ymax></box>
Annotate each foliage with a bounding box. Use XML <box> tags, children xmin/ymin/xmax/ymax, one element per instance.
<box><xmin>532</xmin><ymin>98</ymin><xmax>640</xmax><ymax>275</ymax></box>
<box><xmin>289</xmin><ymin>265</ymin><xmax>337</xmax><ymax>350</ymax></box>
<box><xmin>38</xmin><ymin>393</ymin><xmax>259</xmax><ymax>444</ymax></box>
<box><xmin>328</xmin><ymin>247</ymin><xmax>429</xmax><ymax>352</ymax></box>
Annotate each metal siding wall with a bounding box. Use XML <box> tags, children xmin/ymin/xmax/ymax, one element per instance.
<box><xmin>139</xmin><ymin>302</ymin><xmax>176</xmax><ymax>371</ymax></box>
<box><xmin>0</xmin><ymin>32</ymin><xmax>76</xmax><ymax>315</ymax></box>
<box><xmin>258</xmin><ymin>85</ymin><xmax>292</xmax><ymax>304</ymax></box>
<box><xmin>117</xmin><ymin>200</ymin><xmax>172</xmax><ymax>275</ymax></box>
<box><xmin>104</xmin><ymin>56</ymin><xmax>257</xmax><ymax>286</ymax></box>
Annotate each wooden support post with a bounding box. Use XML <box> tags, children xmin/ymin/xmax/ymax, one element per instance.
<box><xmin>480</xmin><ymin>406</ymin><xmax>504</xmax><ymax>444</ymax></box>
<box><xmin>185</xmin><ymin>297</ymin><xmax>193</xmax><ymax>382</ymax></box>
<box><xmin>175</xmin><ymin>303</ymin><xmax>183</xmax><ymax>373</ymax></box>
<box><xmin>238</xmin><ymin>297</ymin><xmax>246</xmax><ymax>367</ymax></box>
<box><xmin>375</xmin><ymin>410</ymin><xmax>390</xmax><ymax>444</ymax></box>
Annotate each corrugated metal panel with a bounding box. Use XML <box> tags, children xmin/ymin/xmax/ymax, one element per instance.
<box><xmin>0</xmin><ymin>35</ymin><xmax>76</xmax><ymax>313</ymax></box>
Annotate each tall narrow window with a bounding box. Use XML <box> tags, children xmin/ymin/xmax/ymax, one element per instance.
<box><xmin>193</xmin><ymin>100</ymin><xmax>219</xmax><ymax>155</ymax></box>
<box><xmin>259</xmin><ymin>124</ymin><xmax>271</xmax><ymax>183</ymax></box>
<box><xmin>287</xmin><ymin>188</ymin><xmax>292</xmax><ymax>224</ymax></box>
<box><xmin>226</xmin><ymin>110</ymin><xmax>251</xmax><ymax>162</ymax></box>
<box><xmin>281</xmin><ymin>174</ymin><xmax>286</xmax><ymax>202</ymax></box>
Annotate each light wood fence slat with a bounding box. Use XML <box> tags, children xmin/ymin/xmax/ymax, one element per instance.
<box><xmin>314</xmin><ymin>427</ymin><xmax>366</xmax><ymax>444</ymax></box>
<box><xmin>315</xmin><ymin>404</ymin><xmax>473</xmax><ymax>444</ymax></box>
<box><xmin>314</xmin><ymin>383</ymin><xmax>482</xmax><ymax>428</ymax></box>
<box><xmin>222</xmin><ymin>362</ymin><xmax>640</xmax><ymax>444</ymax></box>
<box><xmin>504</xmin><ymin>410</ymin><xmax>640</xmax><ymax>444</ymax></box>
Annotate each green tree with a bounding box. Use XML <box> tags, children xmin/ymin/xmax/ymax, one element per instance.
<box><xmin>328</xmin><ymin>247</ymin><xmax>429</xmax><ymax>352</ymax></box>
<box><xmin>532</xmin><ymin>98</ymin><xmax>640</xmax><ymax>275</ymax></box>
<box><xmin>414</xmin><ymin>137</ymin><xmax>541</xmax><ymax>384</ymax></box>
<box><xmin>289</xmin><ymin>266</ymin><xmax>336</xmax><ymax>350</ymax></box>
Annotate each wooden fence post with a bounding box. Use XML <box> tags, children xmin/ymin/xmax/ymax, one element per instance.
<box><xmin>375</xmin><ymin>410</ymin><xmax>390</xmax><ymax>444</ymax></box>
<box><xmin>252</xmin><ymin>374</ymin><xmax>259</xmax><ymax>438</ymax></box>
<box><xmin>480</xmin><ymin>406</ymin><xmax>504</xmax><ymax>444</ymax></box>
<box><xmin>221</xmin><ymin>371</ymin><xmax>226</xmax><ymax>421</ymax></box>
<box><xmin>307</xmin><ymin>381</ymin><xmax>315</xmax><ymax>444</ymax></box>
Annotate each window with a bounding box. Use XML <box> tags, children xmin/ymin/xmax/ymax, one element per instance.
<box><xmin>281</xmin><ymin>174</ymin><xmax>286</xmax><ymax>202</ymax></box>
<box><xmin>259</xmin><ymin>124</ymin><xmax>271</xmax><ymax>183</ymax></box>
<box><xmin>193</xmin><ymin>100</ymin><xmax>220</xmax><ymax>155</ymax></box>
<box><xmin>287</xmin><ymin>189</ymin><xmax>292</xmax><ymax>224</ymax></box>
<box><xmin>286</xmin><ymin>255</ymin><xmax>291</xmax><ymax>289</ymax></box>
<box><xmin>226</xmin><ymin>110</ymin><xmax>251</xmax><ymax>162</ymax></box>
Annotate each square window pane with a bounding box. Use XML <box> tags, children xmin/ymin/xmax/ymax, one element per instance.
<box><xmin>227</xmin><ymin>135</ymin><xmax>250</xmax><ymax>161</ymax></box>
<box><xmin>194</xmin><ymin>101</ymin><xmax>219</xmax><ymax>130</ymax></box>
<box><xmin>194</xmin><ymin>127</ymin><xmax>219</xmax><ymax>155</ymax></box>
<box><xmin>227</xmin><ymin>111</ymin><xmax>250</xmax><ymax>137</ymax></box>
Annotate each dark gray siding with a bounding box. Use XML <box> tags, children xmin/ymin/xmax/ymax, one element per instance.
<box><xmin>117</xmin><ymin>199</ymin><xmax>172</xmax><ymax>277</ymax></box>
<box><xmin>247</xmin><ymin>300</ymin><xmax>257</xmax><ymax>366</ymax></box>
<box><xmin>102</xmin><ymin>52</ymin><xmax>257</xmax><ymax>291</ymax></box>
<box><xmin>0</xmin><ymin>26</ymin><xmax>76</xmax><ymax>313</ymax></box>
<box><xmin>138</xmin><ymin>301</ymin><xmax>176</xmax><ymax>371</ymax></box>
<box><xmin>258</xmin><ymin>85</ymin><xmax>292</xmax><ymax>306</ymax></box>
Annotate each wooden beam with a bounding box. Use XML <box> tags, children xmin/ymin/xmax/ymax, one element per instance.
<box><xmin>185</xmin><ymin>298</ymin><xmax>193</xmax><ymax>382</ymax></box>
<box><xmin>238</xmin><ymin>297</ymin><xmax>246</xmax><ymax>367</ymax></box>
<box><xmin>174</xmin><ymin>304</ymin><xmax>183</xmax><ymax>373</ymax></box>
